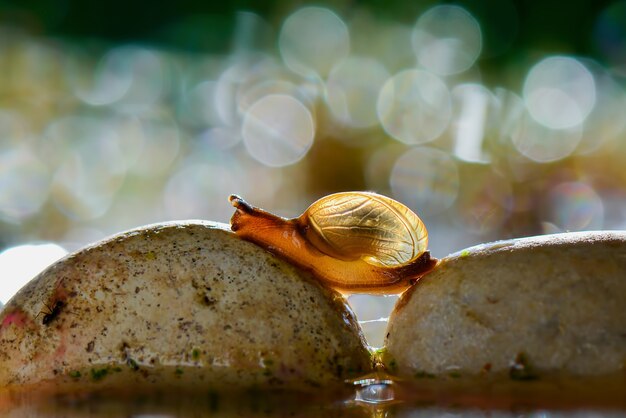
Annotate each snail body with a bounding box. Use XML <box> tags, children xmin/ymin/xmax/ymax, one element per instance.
<box><xmin>229</xmin><ymin>192</ymin><xmax>437</xmax><ymax>294</ymax></box>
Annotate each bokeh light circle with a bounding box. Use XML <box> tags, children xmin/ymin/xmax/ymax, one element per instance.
<box><xmin>70</xmin><ymin>49</ymin><xmax>133</xmax><ymax>106</ymax></box>
<box><xmin>351</xmin><ymin>20</ymin><xmax>414</xmax><ymax>73</ymax></box>
<box><xmin>450</xmin><ymin>83</ymin><xmax>498</xmax><ymax>163</ymax></box>
<box><xmin>242</xmin><ymin>94</ymin><xmax>315</xmax><ymax>167</ymax></box>
<box><xmin>198</xmin><ymin>126</ymin><xmax>241</xmax><ymax>150</ymax></box>
<box><xmin>326</xmin><ymin>56</ymin><xmax>390</xmax><ymax>128</ymax></box>
<box><xmin>238</xmin><ymin>79</ymin><xmax>310</xmax><ymax>116</ymax></box>
<box><xmin>178</xmin><ymin>81</ymin><xmax>221</xmax><ymax>128</ymax></box>
<box><xmin>164</xmin><ymin>160</ymin><xmax>242</xmax><ymax>222</ymax></box>
<box><xmin>45</xmin><ymin>116</ymin><xmax>128</xmax><ymax>220</ymax></box>
<box><xmin>0</xmin><ymin>149</ymin><xmax>50</xmax><ymax>222</ymax></box>
<box><xmin>411</xmin><ymin>5</ymin><xmax>482</xmax><ymax>76</ymax></box>
<box><xmin>579</xmin><ymin>64</ymin><xmax>626</xmax><ymax>154</ymax></box>
<box><xmin>214</xmin><ymin>55</ymin><xmax>279</xmax><ymax>127</ymax></box>
<box><xmin>390</xmin><ymin>146</ymin><xmax>460</xmax><ymax>215</ymax></box>
<box><xmin>112</xmin><ymin>46</ymin><xmax>170</xmax><ymax>109</ymax></box>
<box><xmin>279</xmin><ymin>7</ymin><xmax>350</xmax><ymax>77</ymax></box>
<box><xmin>52</xmin><ymin>151</ymin><xmax>126</xmax><ymax>221</ymax></box>
<box><xmin>454</xmin><ymin>169</ymin><xmax>513</xmax><ymax>235</ymax></box>
<box><xmin>545</xmin><ymin>182</ymin><xmax>604</xmax><ymax>231</ymax></box>
<box><xmin>510</xmin><ymin>110</ymin><xmax>582</xmax><ymax>163</ymax></box>
<box><xmin>377</xmin><ymin>69</ymin><xmax>451</xmax><ymax>144</ymax></box>
<box><xmin>523</xmin><ymin>56</ymin><xmax>596</xmax><ymax>129</ymax></box>
<box><xmin>215</xmin><ymin>60</ymin><xmax>257</xmax><ymax>127</ymax></box>
<box><xmin>116</xmin><ymin>114</ymin><xmax>181</xmax><ymax>177</ymax></box>
<box><xmin>73</xmin><ymin>46</ymin><xmax>169</xmax><ymax>109</ymax></box>
<box><xmin>365</xmin><ymin>143</ymin><xmax>406</xmax><ymax>194</ymax></box>
<box><xmin>0</xmin><ymin>110</ymin><xmax>31</xmax><ymax>148</ymax></box>
<box><xmin>493</xmin><ymin>88</ymin><xmax>526</xmax><ymax>143</ymax></box>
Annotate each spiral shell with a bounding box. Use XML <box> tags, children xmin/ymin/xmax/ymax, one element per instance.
<box><xmin>300</xmin><ymin>192</ymin><xmax>428</xmax><ymax>267</ymax></box>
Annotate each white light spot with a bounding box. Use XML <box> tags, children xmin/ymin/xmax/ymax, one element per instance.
<box><xmin>451</xmin><ymin>84</ymin><xmax>495</xmax><ymax>163</ymax></box>
<box><xmin>0</xmin><ymin>110</ymin><xmax>31</xmax><ymax>148</ymax></box>
<box><xmin>73</xmin><ymin>46</ymin><xmax>169</xmax><ymax>110</ymax></box>
<box><xmin>45</xmin><ymin>117</ymin><xmax>127</xmax><ymax>220</ymax></box>
<box><xmin>70</xmin><ymin>49</ymin><xmax>133</xmax><ymax>106</ymax></box>
<box><xmin>412</xmin><ymin>5</ymin><xmax>482</xmax><ymax>76</ymax></box>
<box><xmin>238</xmin><ymin>79</ymin><xmax>307</xmax><ymax>116</ymax></box>
<box><xmin>377</xmin><ymin>69</ymin><xmax>451</xmax><ymax>144</ymax></box>
<box><xmin>510</xmin><ymin>109</ymin><xmax>582</xmax><ymax>163</ymax></box>
<box><xmin>351</xmin><ymin>19</ymin><xmax>414</xmax><ymax>72</ymax></box>
<box><xmin>242</xmin><ymin>94</ymin><xmax>315</xmax><ymax>167</ymax></box>
<box><xmin>0</xmin><ymin>149</ymin><xmax>50</xmax><ymax>223</ymax></box>
<box><xmin>390</xmin><ymin>146</ymin><xmax>460</xmax><ymax>215</ymax></box>
<box><xmin>163</xmin><ymin>161</ymin><xmax>242</xmax><ymax>222</ymax></box>
<box><xmin>545</xmin><ymin>182</ymin><xmax>604</xmax><ymax>231</ymax></box>
<box><xmin>326</xmin><ymin>56</ymin><xmax>389</xmax><ymax>128</ymax></box>
<box><xmin>197</xmin><ymin>127</ymin><xmax>241</xmax><ymax>150</ymax></box>
<box><xmin>453</xmin><ymin>169</ymin><xmax>513</xmax><ymax>235</ymax></box>
<box><xmin>214</xmin><ymin>56</ymin><xmax>277</xmax><ymax>127</ymax></box>
<box><xmin>0</xmin><ymin>244</ymin><xmax>67</xmax><ymax>304</ymax></box>
<box><xmin>112</xmin><ymin>47</ymin><xmax>169</xmax><ymax>110</ymax></box>
<box><xmin>279</xmin><ymin>7</ymin><xmax>350</xmax><ymax>77</ymax></box>
<box><xmin>523</xmin><ymin>56</ymin><xmax>596</xmax><ymax>129</ymax></box>
<box><xmin>493</xmin><ymin>88</ymin><xmax>527</xmax><ymax>142</ymax></box>
<box><xmin>178</xmin><ymin>81</ymin><xmax>221</xmax><ymax>128</ymax></box>
<box><xmin>579</xmin><ymin>64</ymin><xmax>626</xmax><ymax>154</ymax></box>
<box><xmin>124</xmin><ymin>115</ymin><xmax>181</xmax><ymax>177</ymax></box>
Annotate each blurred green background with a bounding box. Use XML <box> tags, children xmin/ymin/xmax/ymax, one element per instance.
<box><xmin>1</xmin><ymin>0</ymin><xmax>625</xmax><ymax>344</ymax></box>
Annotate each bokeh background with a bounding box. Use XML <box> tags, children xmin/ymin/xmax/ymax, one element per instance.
<box><xmin>1</xmin><ymin>0</ymin><xmax>625</xmax><ymax>345</ymax></box>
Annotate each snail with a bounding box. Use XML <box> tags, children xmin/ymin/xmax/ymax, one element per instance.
<box><xmin>229</xmin><ymin>192</ymin><xmax>438</xmax><ymax>294</ymax></box>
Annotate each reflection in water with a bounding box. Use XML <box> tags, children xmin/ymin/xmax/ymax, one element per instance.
<box><xmin>354</xmin><ymin>382</ymin><xmax>395</xmax><ymax>404</ymax></box>
<box><xmin>2</xmin><ymin>376</ymin><xmax>626</xmax><ymax>418</ymax></box>
<box><xmin>1</xmin><ymin>388</ymin><xmax>364</xmax><ymax>418</ymax></box>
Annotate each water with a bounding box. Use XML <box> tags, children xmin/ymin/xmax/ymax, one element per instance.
<box><xmin>2</xmin><ymin>374</ymin><xmax>625</xmax><ymax>417</ymax></box>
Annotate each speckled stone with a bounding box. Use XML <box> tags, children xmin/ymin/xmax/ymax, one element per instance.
<box><xmin>384</xmin><ymin>231</ymin><xmax>626</xmax><ymax>379</ymax></box>
<box><xmin>0</xmin><ymin>221</ymin><xmax>371</xmax><ymax>392</ymax></box>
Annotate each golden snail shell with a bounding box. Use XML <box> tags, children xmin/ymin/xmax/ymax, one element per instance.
<box><xmin>229</xmin><ymin>192</ymin><xmax>436</xmax><ymax>294</ymax></box>
<box><xmin>299</xmin><ymin>192</ymin><xmax>428</xmax><ymax>267</ymax></box>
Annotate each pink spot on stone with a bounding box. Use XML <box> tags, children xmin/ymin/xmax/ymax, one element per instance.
<box><xmin>53</xmin><ymin>343</ymin><xmax>67</xmax><ymax>359</ymax></box>
<box><xmin>0</xmin><ymin>309</ymin><xmax>32</xmax><ymax>330</ymax></box>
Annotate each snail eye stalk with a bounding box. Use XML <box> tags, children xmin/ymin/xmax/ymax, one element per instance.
<box><xmin>229</xmin><ymin>192</ymin><xmax>437</xmax><ymax>294</ymax></box>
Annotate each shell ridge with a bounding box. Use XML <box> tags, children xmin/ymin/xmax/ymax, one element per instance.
<box><xmin>321</xmin><ymin>228</ymin><xmax>414</xmax><ymax>246</ymax></box>
<box><xmin>367</xmin><ymin>194</ymin><xmax>423</xmax><ymax>260</ymax></box>
<box><xmin>308</xmin><ymin>194</ymin><xmax>369</xmax><ymax>213</ymax></box>
<box><xmin>311</xmin><ymin>199</ymin><xmax>372</xmax><ymax>220</ymax></box>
